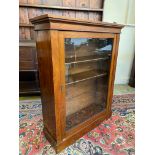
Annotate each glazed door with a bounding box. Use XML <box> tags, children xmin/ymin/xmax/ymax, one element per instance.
<box><xmin>59</xmin><ymin>32</ymin><xmax>115</xmax><ymax>132</ymax></box>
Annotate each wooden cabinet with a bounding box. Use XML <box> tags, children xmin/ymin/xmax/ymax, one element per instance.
<box><xmin>19</xmin><ymin>0</ymin><xmax>105</xmax><ymax>95</ymax></box>
<box><xmin>19</xmin><ymin>46</ymin><xmax>37</xmax><ymax>70</ymax></box>
<box><xmin>19</xmin><ymin>46</ymin><xmax>40</xmax><ymax>95</ymax></box>
<box><xmin>31</xmin><ymin>14</ymin><xmax>124</xmax><ymax>153</ymax></box>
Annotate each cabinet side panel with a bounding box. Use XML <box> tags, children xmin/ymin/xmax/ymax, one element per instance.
<box><xmin>50</xmin><ymin>31</ymin><xmax>65</xmax><ymax>142</ymax></box>
<box><xmin>35</xmin><ymin>30</ymin><xmax>56</xmax><ymax>140</ymax></box>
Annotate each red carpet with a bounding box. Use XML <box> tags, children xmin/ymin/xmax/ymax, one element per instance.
<box><xmin>19</xmin><ymin>94</ymin><xmax>135</xmax><ymax>155</ymax></box>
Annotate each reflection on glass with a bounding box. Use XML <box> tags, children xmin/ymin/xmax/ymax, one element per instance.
<box><xmin>65</xmin><ymin>38</ymin><xmax>113</xmax><ymax>130</ymax></box>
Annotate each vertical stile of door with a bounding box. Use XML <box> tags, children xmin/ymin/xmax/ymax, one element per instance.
<box><xmin>106</xmin><ymin>34</ymin><xmax>120</xmax><ymax>112</ymax></box>
<box><xmin>50</xmin><ymin>30</ymin><xmax>65</xmax><ymax>142</ymax></box>
<box><xmin>58</xmin><ymin>32</ymin><xmax>66</xmax><ymax>139</ymax></box>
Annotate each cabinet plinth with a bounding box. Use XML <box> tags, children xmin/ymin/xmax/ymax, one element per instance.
<box><xmin>30</xmin><ymin>14</ymin><xmax>124</xmax><ymax>153</ymax></box>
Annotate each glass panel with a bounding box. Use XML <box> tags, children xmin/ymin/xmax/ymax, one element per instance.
<box><xmin>64</xmin><ymin>38</ymin><xmax>113</xmax><ymax>131</ymax></box>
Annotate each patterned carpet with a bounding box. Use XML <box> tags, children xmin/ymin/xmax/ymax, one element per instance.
<box><xmin>19</xmin><ymin>94</ymin><xmax>135</xmax><ymax>155</ymax></box>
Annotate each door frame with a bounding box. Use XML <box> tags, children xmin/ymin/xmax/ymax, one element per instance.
<box><xmin>57</xmin><ymin>31</ymin><xmax>119</xmax><ymax>139</ymax></box>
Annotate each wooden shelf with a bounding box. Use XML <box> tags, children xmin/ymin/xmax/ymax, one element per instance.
<box><xmin>19</xmin><ymin>69</ymin><xmax>38</xmax><ymax>72</ymax></box>
<box><xmin>20</xmin><ymin>90</ymin><xmax>40</xmax><ymax>95</ymax></box>
<box><xmin>66</xmin><ymin>70</ymin><xmax>107</xmax><ymax>85</ymax></box>
<box><xmin>19</xmin><ymin>40</ymin><xmax>36</xmax><ymax>47</ymax></box>
<box><xmin>19</xmin><ymin>3</ymin><xmax>103</xmax><ymax>12</ymax></box>
<box><xmin>65</xmin><ymin>55</ymin><xmax>110</xmax><ymax>65</ymax></box>
<box><xmin>19</xmin><ymin>23</ymin><xmax>34</xmax><ymax>27</ymax></box>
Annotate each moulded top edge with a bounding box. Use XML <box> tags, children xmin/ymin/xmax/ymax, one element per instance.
<box><xmin>30</xmin><ymin>14</ymin><xmax>124</xmax><ymax>29</ymax></box>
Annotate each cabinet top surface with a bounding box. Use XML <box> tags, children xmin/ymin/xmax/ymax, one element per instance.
<box><xmin>30</xmin><ymin>14</ymin><xmax>124</xmax><ymax>29</ymax></box>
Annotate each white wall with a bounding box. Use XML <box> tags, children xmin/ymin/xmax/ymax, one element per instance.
<box><xmin>104</xmin><ymin>0</ymin><xmax>135</xmax><ymax>84</ymax></box>
<box><xmin>115</xmin><ymin>26</ymin><xmax>135</xmax><ymax>84</ymax></box>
